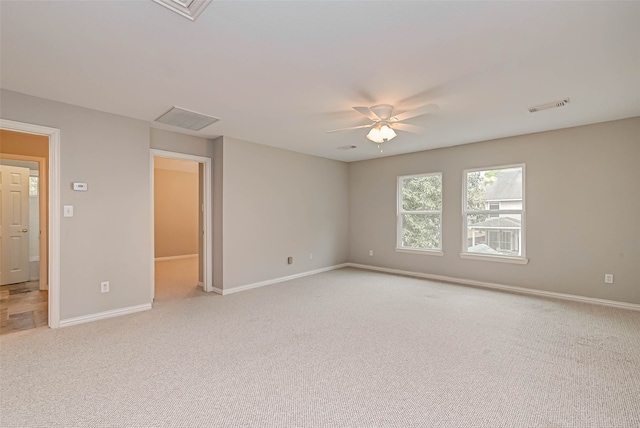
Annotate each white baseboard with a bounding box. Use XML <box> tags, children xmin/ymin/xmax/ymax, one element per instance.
<box><xmin>346</xmin><ymin>263</ymin><xmax>640</xmax><ymax>312</ymax></box>
<box><xmin>218</xmin><ymin>263</ymin><xmax>349</xmax><ymax>296</ymax></box>
<box><xmin>59</xmin><ymin>303</ymin><xmax>152</xmax><ymax>328</ymax></box>
<box><xmin>154</xmin><ymin>254</ymin><xmax>198</xmax><ymax>262</ymax></box>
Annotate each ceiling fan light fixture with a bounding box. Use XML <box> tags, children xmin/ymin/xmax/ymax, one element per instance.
<box><xmin>366</xmin><ymin>127</ymin><xmax>384</xmax><ymax>143</ymax></box>
<box><xmin>367</xmin><ymin>124</ymin><xmax>396</xmax><ymax>143</ymax></box>
<box><xmin>331</xmin><ymin>102</ymin><xmax>438</xmax><ymax>146</ymax></box>
<box><xmin>379</xmin><ymin>124</ymin><xmax>397</xmax><ymax>141</ymax></box>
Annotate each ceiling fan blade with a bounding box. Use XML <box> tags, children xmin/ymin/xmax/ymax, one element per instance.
<box><xmin>352</xmin><ymin>106</ymin><xmax>379</xmax><ymax>121</ymax></box>
<box><xmin>391</xmin><ymin>123</ymin><xmax>425</xmax><ymax>134</ymax></box>
<box><xmin>392</xmin><ymin>103</ymin><xmax>439</xmax><ymax>122</ymax></box>
<box><xmin>326</xmin><ymin>124</ymin><xmax>373</xmax><ymax>134</ymax></box>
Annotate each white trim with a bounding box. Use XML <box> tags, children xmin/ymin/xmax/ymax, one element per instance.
<box><xmin>150</xmin><ymin>149</ymin><xmax>213</xmax><ymax>300</ymax></box>
<box><xmin>152</xmin><ymin>0</ymin><xmax>213</xmax><ymax>22</ymax></box>
<box><xmin>395</xmin><ymin>248</ymin><xmax>443</xmax><ymax>256</ymax></box>
<box><xmin>154</xmin><ymin>254</ymin><xmax>198</xmax><ymax>262</ymax></box>
<box><xmin>0</xmin><ymin>119</ymin><xmax>61</xmax><ymax>328</ymax></box>
<box><xmin>459</xmin><ymin>252</ymin><xmax>529</xmax><ymax>264</ymax></box>
<box><xmin>217</xmin><ymin>264</ymin><xmax>349</xmax><ymax>296</ymax></box>
<box><xmin>59</xmin><ymin>303</ymin><xmax>152</xmax><ymax>328</ymax></box>
<box><xmin>346</xmin><ymin>263</ymin><xmax>640</xmax><ymax>312</ymax></box>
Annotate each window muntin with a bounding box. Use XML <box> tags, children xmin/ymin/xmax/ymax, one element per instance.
<box><xmin>398</xmin><ymin>173</ymin><xmax>442</xmax><ymax>252</ymax></box>
<box><xmin>463</xmin><ymin>165</ymin><xmax>525</xmax><ymax>259</ymax></box>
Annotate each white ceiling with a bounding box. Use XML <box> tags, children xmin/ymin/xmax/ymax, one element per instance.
<box><xmin>1</xmin><ymin>1</ymin><xmax>639</xmax><ymax>162</ymax></box>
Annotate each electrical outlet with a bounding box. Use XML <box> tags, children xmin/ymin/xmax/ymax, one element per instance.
<box><xmin>369</xmin><ymin>250</ymin><xmax>374</xmax><ymax>256</ymax></box>
<box><xmin>287</xmin><ymin>257</ymin><xmax>293</xmax><ymax>265</ymax></box>
<box><xmin>309</xmin><ymin>253</ymin><xmax>313</xmax><ymax>260</ymax></box>
<box><xmin>101</xmin><ymin>281</ymin><xmax>110</xmax><ymax>293</ymax></box>
<box><xmin>604</xmin><ymin>274</ymin><xmax>614</xmax><ymax>284</ymax></box>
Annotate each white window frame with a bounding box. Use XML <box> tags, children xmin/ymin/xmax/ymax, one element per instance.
<box><xmin>460</xmin><ymin>164</ymin><xmax>528</xmax><ymax>264</ymax></box>
<box><xmin>396</xmin><ymin>172</ymin><xmax>443</xmax><ymax>256</ymax></box>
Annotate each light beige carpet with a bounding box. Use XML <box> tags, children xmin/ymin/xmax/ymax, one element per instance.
<box><xmin>154</xmin><ymin>257</ymin><xmax>200</xmax><ymax>303</ymax></box>
<box><xmin>1</xmin><ymin>267</ymin><xmax>639</xmax><ymax>427</ymax></box>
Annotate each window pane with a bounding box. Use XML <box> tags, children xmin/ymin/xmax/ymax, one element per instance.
<box><xmin>466</xmin><ymin>214</ymin><xmax>522</xmax><ymax>256</ymax></box>
<box><xmin>29</xmin><ymin>176</ymin><xmax>39</xmax><ymax>197</ymax></box>
<box><xmin>401</xmin><ymin>214</ymin><xmax>441</xmax><ymax>250</ymax></box>
<box><xmin>466</xmin><ymin>167</ymin><xmax>522</xmax><ymax>210</ymax></box>
<box><xmin>402</xmin><ymin>174</ymin><xmax>442</xmax><ymax>211</ymax></box>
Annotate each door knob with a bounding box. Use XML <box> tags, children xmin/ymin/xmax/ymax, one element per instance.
<box><xmin>21</xmin><ymin>228</ymin><xmax>28</xmax><ymax>233</ymax></box>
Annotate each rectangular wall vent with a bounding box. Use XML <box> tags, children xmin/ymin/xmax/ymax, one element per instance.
<box><xmin>528</xmin><ymin>98</ymin><xmax>570</xmax><ymax>113</ymax></box>
<box><xmin>154</xmin><ymin>106</ymin><xmax>220</xmax><ymax>131</ymax></box>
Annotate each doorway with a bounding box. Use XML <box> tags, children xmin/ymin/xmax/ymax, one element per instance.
<box><xmin>150</xmin><ymin>150</ymin><xmax>212</xmax><ymax>303</ymax></box>
<box><xmin>0</xmin><ymin>122</ymin><xmax>60</xmax><ymax>333</ymax></box>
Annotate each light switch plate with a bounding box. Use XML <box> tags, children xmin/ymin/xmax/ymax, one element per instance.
<box><xmin>63</xmin><ymin>205</ymin><xmax>74</xmax><ymax>217</ymax></box>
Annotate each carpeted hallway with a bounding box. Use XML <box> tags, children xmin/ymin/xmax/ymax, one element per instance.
<box><xmin>154</xmin><ymin>256</ymin><xmax>201</xmax><ymax>303</ymax></box>
<box><xmin>1</xmin><ymin>267</ymin><xmax>639</xmax><ymax>427</ymax></box>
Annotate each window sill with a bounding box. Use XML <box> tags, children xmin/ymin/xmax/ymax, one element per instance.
<box><xmin>459</xmin><ymin>253</ymin><xmax>529</xmax><ymax>264</ymax></box>
<box><xmin>396</xmin><ymin>248</ymin><xmax>443</xmax><ymax>257</ymax></box>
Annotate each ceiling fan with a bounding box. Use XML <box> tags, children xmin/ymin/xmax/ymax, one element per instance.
<box><xmin>327</xmin><ymin>103</ymin><xmax>439</xmax><ymax>146</ymax></box>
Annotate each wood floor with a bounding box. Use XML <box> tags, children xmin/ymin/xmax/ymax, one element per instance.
<box><xmin>0</xmin><ymin>281</ymin><xmax>47</xmax><ymax>335</ymax></box>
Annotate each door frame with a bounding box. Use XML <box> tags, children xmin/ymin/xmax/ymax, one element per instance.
<box><xmin>150</xmin><ymin>149</ymin><xmax>212</xmax><ymax>299</ymax></box>
<box><xmin>0</xmin><ymin>119</ymin><xmax>61</xmax><ymax>328</ymax></box>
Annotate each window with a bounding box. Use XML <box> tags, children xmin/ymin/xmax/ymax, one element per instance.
<box><xmin>29</xmin><ymin>176</ymin><xmax>39</xmax><ymax>197</ymax></box>
<box><xmin>488</xmin><ymin>202</ymin><xmax>500</xmax><ymax>218</ymax></box>
<box><xmin>462</xmin><ymin>165</ymin><xmax>527</xmax><ymax>263</ymax></box>
<box><xmin>397</xmin><ymin>172</ymin><xmax>442</xmax><ymax>254</ymax></box>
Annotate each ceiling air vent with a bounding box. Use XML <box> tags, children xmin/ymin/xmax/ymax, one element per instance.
<box><xmin>337</xmin><ymin>145</ymin><xmax>358</xmax><ymax>150</ymax></box>
<box><xmin>155</xmin><ymin>106</ymin><xmax>220</xmax><ymax>131</ymax></box>
<box><xmin>528</xmin><ymin>98</ymin><xmax>570</xmax><ymax>113</ymax></box>
<box><xmin>152</xmin><ymin>0</ymin><xmax>212</xmax><ymax>22</ymax></box>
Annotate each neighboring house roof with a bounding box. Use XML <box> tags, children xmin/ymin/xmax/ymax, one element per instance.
<box><xmin>467</xmin><ymin>244</ymin><xmax>500</xmax><ymax>254</ymax></box>
<box><xmin>484</xmin><ymin>169</ymin><xmax>522</xmax><ymax>201</ymax></box>
<box><xmin>469</xmin><ymin>217</ymin><xmax>521</xmax><ymax>228</ymax></box>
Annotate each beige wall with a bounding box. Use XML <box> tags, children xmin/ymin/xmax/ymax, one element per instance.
<box><xmin>220</xmin><ymin>137</ymin><xmax>350</xmax><ymax>289</ymax></box>
<box><xmin>0</xmin><ymin>129</ymin><xmax>48</xmax><ymax>157</ymax></box>
<box><xmin>0</xmin><ymin>93</ymin><xmax>351</xmax><ymax>319</ymax></box>
<box><xmin>349</xmin><ymin>117</ymin><xmax>640</xmax><ymax>304</ymax></box>
<box><xmin>1</xmin><ymin>89</ymin><xmax>151</xmax><ymax>320</ymax></box>
<box><xmin>154</xmin><ymin>162</ymin><xmax>199</xmax><ymax>259</ymax></box>
<box><xmin>212</xmin><ymin>137</ymin><xmax>224</xmax><ymax>289</ymax></box>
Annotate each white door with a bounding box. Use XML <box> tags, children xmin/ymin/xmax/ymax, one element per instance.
<box><xmin>0</xmin><ymin>165</ymin><xmax>30</xmax><ymax>285</ymax></box>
